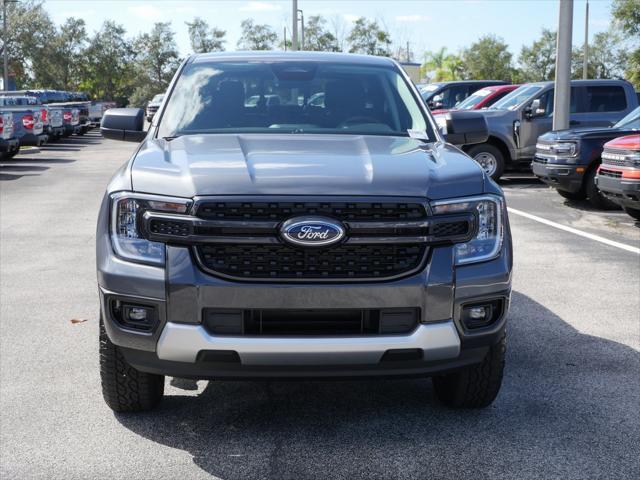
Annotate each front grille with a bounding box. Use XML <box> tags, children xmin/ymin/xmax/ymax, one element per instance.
<box><xmin>533</xmin><ymin>157</ymin><xmax>548</xmax><ymax>164</ymax></box>
<box><xmin>601</xmin><ymin>157</ymin><xmax>627</xmax><ymax>167</ymax></box>
<box><xmin>142</xmin><ymin>197</ymin><xmax>476</xmax><ymax>282</ymax></box>
<box><xmin>196</xmin><ymin>201</ymin><xmax>426</xmax><ymax>221</ymax></box>
<box><xmin>197</xmin><ymin>243</ymin><xmax>426</xmax><ymax>280</ymax></box>
<box><xmin>599</xmin><ymin>169</ymin><xmax>622</xmax><ymax>178</ymax></box>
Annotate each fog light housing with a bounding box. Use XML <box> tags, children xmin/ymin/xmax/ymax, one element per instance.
<box><xmin>111</xmin><ymin>300</ymin><xmax>157</xmax><ymax>331</ymax></box>
<box><xmin>461</xmin><ymin>299</ymin><xmax>503</xmax><ymax>329</ymax></box>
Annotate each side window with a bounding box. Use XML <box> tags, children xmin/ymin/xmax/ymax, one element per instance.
<box><xmin>537</xmin><ymin>90</ymin><xmax>554</xmax><ymax>116</ymax></box>
<box><xmin>446</xmin><ymin>85</ymin><xmax>470</xmax><ymax>108</ymax></box>
<box><xmin>584</xmin><ymin>86</ymin><xmax>626</xmax><ymax>112</ymax></box>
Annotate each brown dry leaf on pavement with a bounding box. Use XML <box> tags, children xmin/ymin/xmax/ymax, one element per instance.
<box><xmin>70</xmin><ymin>319</ymin><xmax>88</xmax><ymax>324</ymax></box>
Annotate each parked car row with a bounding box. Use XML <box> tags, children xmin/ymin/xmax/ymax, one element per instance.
<box><xmin>0</xmin><ymin>90</ymin><xmax>106</xmax><ymax>160</ymax></box>
<box><xmin>420</xmin><ymin>78</ymin><xmax>639</xmax><ymax>220</ymax></box>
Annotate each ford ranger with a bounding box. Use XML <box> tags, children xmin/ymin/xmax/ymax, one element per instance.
<box><xmin>98</xmin><ymin>52</ymin><xmax>513</xmax><ymax>412</ymax></box>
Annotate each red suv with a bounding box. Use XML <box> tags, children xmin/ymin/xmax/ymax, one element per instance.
<box><xmin>596</xmin><ymin>134</ymin><xmax>640</xmax><ymax>220</ymax></box>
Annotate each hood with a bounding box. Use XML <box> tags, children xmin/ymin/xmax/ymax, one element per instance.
<box><xmin>538</xmin><ymin>126</ymin><xmax>635</xmax><ymax>142</ymax></box>
<box><xmin>130</xmin><ymin>134</ymin><xmax>485</xmax><ymax>200</ymax></box>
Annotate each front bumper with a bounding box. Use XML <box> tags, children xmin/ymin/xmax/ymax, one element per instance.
<box><xmin>96</xmin><ymin>190</ymin><xmax>513</xmax><ymax>378</ymax></box>
<box><xmin>595</xmin><ymin>174</ymin><xmax>640</xmax><ymax>209</ymax></box>
<box><xmin>0</xmin><ymin>138</ymin><xmax>19</xmax><ymax>153</ymax></box>
<box><xmin>532</xmin><ymin>158</ymin><xmax>585</xmax><ymax>193</ymax></box>
<box><xmin>19</xmin><ymin>133</ymin><xmax>48</xmax><ymax>147</ymax></box>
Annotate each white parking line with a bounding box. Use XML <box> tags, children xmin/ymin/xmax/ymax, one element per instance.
<box><xmin>507</xmin><ymin>207</ymin><xmax>640</xmax><ymax>255</ymax></box>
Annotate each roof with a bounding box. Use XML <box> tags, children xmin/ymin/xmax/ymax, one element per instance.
<box><xmin>190</xmin><ymin>51</ymin><xmax>397</xmax><ymax>67</ymax></box>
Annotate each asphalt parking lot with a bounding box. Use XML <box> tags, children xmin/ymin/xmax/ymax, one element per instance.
<box><xmin>1</xmin><ymin>132</ymin><xmax>639</xmax><ymax>479</ymax></box>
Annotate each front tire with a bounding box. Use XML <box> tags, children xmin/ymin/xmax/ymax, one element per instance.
<box><xmin>466</xmin><ymin>144</ymin><xmax>505</xmax><ymax>181</ymax></box>
<box><xmin>100</xmin><ymin>316</ymin><xmax>164</xmax><ymax>412</ymax></box>
<box><xmin>623</xmin><ymin>207</ymin><xmax>640</xmax><ymax>221</ymax></box>
<box><xmin>556</xmin><ymin>188</ymin><xmax>586</xmax><ymax>201</ymax></box>
<box><xmin>433</xmin><ymin>332</ymin><xmax>506</xmax><ymax>408</ymax></box>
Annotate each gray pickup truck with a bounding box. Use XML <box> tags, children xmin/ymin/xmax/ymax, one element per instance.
<box><xmin>98</xmin><ymin>52</ymin><xmax>513</xmax><ymax>412</ymax></box>
<box><xmin>433</xmin><ymin>79</ymin><xmax>638</xmax><ymax>179</ymax></box>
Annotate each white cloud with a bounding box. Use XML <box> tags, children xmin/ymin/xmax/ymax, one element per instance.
<box><xmin>239</xmin><ymin>1</ymin><xmax>282</xmax><ymax>12</ymax></box>
<box><xmin>127</xmin><ymin>4</ymin><xmax>165</xmax><ymax>21</ymax></box>
<box><xmin>395</xmin><ymin>14</ymin><xmax>430</xmax><ymax>23</ymax></box>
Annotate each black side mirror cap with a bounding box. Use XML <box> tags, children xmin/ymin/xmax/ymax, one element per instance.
<box><xmin>101</xmin><ymin>108</ymin><xmax>146</xmax><ymax>142</ymax></box>
<box><xmin>442</xmin><ymin>111</ymin><xmax>489</xmax><ymax>145</ymax></box>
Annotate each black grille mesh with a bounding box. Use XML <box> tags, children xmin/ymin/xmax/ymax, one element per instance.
<box><xmin>197</xmin><ymin>244</ymin><xmax>426</xmax><ymax>280</ymax></box>
<box><xmin>197</xmin><ymin>201</ymin><xmax>426</xmax><ymax>221</ymax></box>
<box><xmin>149</xmin><ymin>219</ymin><xmax>190</xmax><ymax>237</ymax></box>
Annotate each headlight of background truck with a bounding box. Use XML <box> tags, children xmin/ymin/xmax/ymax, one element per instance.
<box><xmin>110</xmin><ymin>192</ymin><xmax>191</xmax><ymax>266</ymax></box>
<box><xmin>431</xmin><ymin>195</ymin><xmax>504</xmax><ymax>265</ymax></box>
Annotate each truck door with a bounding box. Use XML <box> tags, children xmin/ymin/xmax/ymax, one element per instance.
<box><xmin>518</xmin><ymin>89</ymin><xmax>555</xmax><ymax>159</ymax></box>
<box><xmin>518</xmin><ymin>87</ymin><xmax>582</xmax><ymax>159</ymax></box>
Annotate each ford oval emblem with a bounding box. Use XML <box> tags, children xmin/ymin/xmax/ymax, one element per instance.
<box><xmin>280</xmin><ymin>216</ymin><xmax>346</xmax><ymax>247</ymax></box>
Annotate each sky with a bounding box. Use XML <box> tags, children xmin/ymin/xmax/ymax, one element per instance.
<box><xmin>44</xmin><ymin>0</ymin><xmax>614</xmax><ymax>60</ymax></box>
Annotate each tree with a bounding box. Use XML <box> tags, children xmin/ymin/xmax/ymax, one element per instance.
<box><xmin>461</xmin><ymin>35</ymin><xmax>513</xmax><ymax>81</ymax></box>
<box><xmin>2</xmin><ymin>0</ymin><xmax>55</xmax><ymax>87</ymax></box>
<box><xmin>135</xmin><ymin>22</ymin><xmax>181</xmax><ymax>88</ymax></box>
<box><xmin>45</xmin><ymin>18</ymin><xmax>88</xmax><ymax>90</ymax></box>
<box><xmin>236</xmin><ymin>19</ymin><xmax>278</xmax><ymax>51</ymax></box>
<box><xmin>186</xmin><ymin>17</ymin><xmax>225</xmax><ymax>53</ymax></box>
<box><xmin>611</xmin><ymin>0</ymin><xmax>640</xmax><ymax>88</ymax></box>
<box><xmin>422</xmin><ymin>48</ymin><xmax>465</xmax><ymax>81</ymax></box>
<box><xmin>347</xmin><ymin>18</ymin><xmax>391</xmax><ymax>56</ymax></box>
<box><xmin>571</xmin><ymin>29</ymin><xmax>628</xmax><ymax>79</ymax></box>
<box><xmin>518</xmin><ymin>29</ymin><xmax>556</xmax><ymax>82</ymax></box>
<box><xmin>328</xmin><ymin>14</ymin><xmax>348</xmax><ymax>52</ymax></box>
<box><xmin>303</xmin><ymin>15</ymin><xmax>336</xmax><ymax>51</ymax></box>
<box><xmin>82</xmin><ymin>21</ymin><xmax>136</xmax><ymax>103</ymax></box>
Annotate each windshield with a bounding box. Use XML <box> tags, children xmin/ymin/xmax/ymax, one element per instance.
<box><xmin>158</xmin><ymin>60</ymin><xmax>429</xmax><ymax>139</ymax></box>
<box><xmin>455</xmin><ymin>89</ymin><xmax>493</xmax><ymax>110</ymax></box>
<box><xmin>152</xmin><ymin>94</ymin><xmax>164</xmax><ymax>103</ymax></box>
<box><xmin>491</xmin><ymin>85</ymin><xmax>544</xmax><ymax>110</ymax></box>
<box><xmin>614</xmin><ymin>106</ymin><xmax>640</xmax><ymax>129</ymax></box>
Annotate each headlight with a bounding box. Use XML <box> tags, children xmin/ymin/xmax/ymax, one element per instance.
<box><xmin>431</xmin><ymin>195</ymin><xmax>504</xmax><ymax>265</ymax></box>
<box><xmin>536</xmin><ymin>141</ymin><xmax>579</xmax><ymax>158</ymax></box>
<box><xmin>110</xmin><ymin>192</ymin><xmax>191</xmax><ymax>266</ymax></box>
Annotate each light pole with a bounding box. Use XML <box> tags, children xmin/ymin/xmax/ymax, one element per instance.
<box><xmin>2</xmin><ymin>0</ymin><xmax>8</xmax><ymax>91</ymax></box>
<box><xmin>297</xmin><ymin>9</ymin><xmax>304</xmax><ymax>50</ymax></box>
<box><xmin>553</xmin><ymin>0</ymin><xmax>574</xmax><ymax>131</ymax></box>
<box><xmin>291</xmin><ymin>0</ymin><xmax>298</xmax><ymax>51</ymax></box>
<box><xmin>583</xmin><ymin>0</ymin><xmax>589</xmax><ymax>79</ymax></box>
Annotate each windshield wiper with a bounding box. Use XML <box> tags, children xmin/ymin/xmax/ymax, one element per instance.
<box><xmin>162</xmin><ymin>135</ymin><xmax>182</xmax><ymax>141</ymax></box>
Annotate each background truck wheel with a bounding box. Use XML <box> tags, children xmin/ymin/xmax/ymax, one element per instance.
<box><xmin>585</xmin><ymin>168</ymin><xmax>618</xmax><ymax>210</ymax></box>
<box><xmin>0</xmin><ymin>150</ymin><xmax>18</xmax><ymax>160</ymax></box>
<box><xmin>555</xmin><ymin>188</ymin><xmax>586</xmax><ymax>201</ymax></box>
<box><xmin>432</xmin><ymin>332</ymin><xmax>506</xmax><ymax>408</ymax></box>
<box><xmin>623</xmin><ymin>207</ymin><xmax>640</xmax><ymax>221</ymax></box>
<box><xmin>100</xmin><ymin>316</ymin><xmax>164</xmax><ymax>412</ymax></box>
<box><xmin>466</xmin><ymin>144</ymin><xmax>505</xmax><ymax>181</ymax></box>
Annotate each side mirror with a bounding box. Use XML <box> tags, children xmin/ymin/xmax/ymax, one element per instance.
<box><xmin>441</xmin><ymin>111</ymin><xmax>489</xmax><ymax>145</ymax></box>
<box><xmin>524</xmin><ymin>99</ymin><xmax>544</xmax><ymax>119</ymax></box>
<box><xmin>101</xmin><ymin>108</ymin><xmax>146</xmax><ymax>142</ymax></box>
